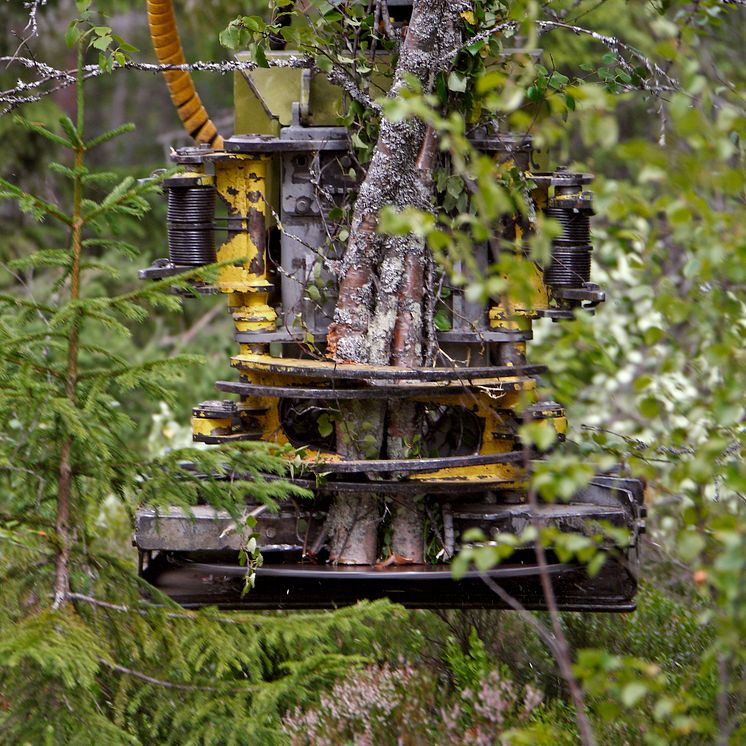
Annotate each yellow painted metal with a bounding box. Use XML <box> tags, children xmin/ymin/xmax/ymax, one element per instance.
<box><xmin>531</xmin><ymin>181</ymin><xmax>549</xmax><ymax>211</ymax></box>
<box><xmin>214</xmin><ymin>154</ymin><xmax>277</xmax><ymax>331</ymax></box>
<box><xmin>178</xmin><ymin>169</ymin><xmax>213</xmax><ymax>186</ymax></box>
<box><xmin>255</xmin><ymin>394</ymin><xmax>288</xmax><ymax>444</ymax></box>
<box><xmin>488</xmin><ymin>307</ymin><xmax>532</xmax><ymax>331</ymax></box>
<box><xmin>222</xmin><ymin>355</ymin><xmax>549</xmax><ymax>480</ymax></box>
<box><xmin>191</xmin><ymin>416</ymin><xmax>232</xmax><ymax>437</ymax></box>
<box><xmin>187</xmin><ymin>155</ymin><xmax>279</xmax><ymax>443</ymax></box>
<box><xmin>412</xmin><ymin>464</ymin><xmax>524</xmax><ymax>483</ymax></box>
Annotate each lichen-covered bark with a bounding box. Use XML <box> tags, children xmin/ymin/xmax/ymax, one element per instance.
<box><xmin>327</xmin><ymin>3</ymin><xmax>462</xmax><ymax>361</ymax></box>
<box><xmin>326</xmin><ymin>1</ymin><xmax>465</xmax><ymax>565</ymax></box>
<box><xmin>328</xmin><ymin>399</ymin><xmax>383</xmax><ymax>565</ymax></box>
<box><xmin>385</xmin><ymin>128</ymin><xmax>437</xmax><ymax>563</ymax></box>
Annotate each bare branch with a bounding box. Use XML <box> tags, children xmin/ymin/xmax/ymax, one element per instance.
<box><xmin>326</xmin><ymin>62</ymin><xmax>382</xmax><ymax>114</ymax></box>
<box><xmin>6</xmin><ymin>0</ymin><xmax>47</xmax><ymax>63</ymax></box>
<box><xmin>536</xmin><ymin>19</ymin><xmax>679</xmax><ymax>93</ymax></box>
<box><xmin>68</xmin><ymin>591</ymin><xmax>246</xmax><ymax>625</ymax></box>
<box><xmin>0</xmin><ymin>56</ymin><xmax>310</xmax><ymax>115</ymax></box>
<box><xmin>440</xmin><ymin>18</ymin><xmax>679</xmax><ymax>97</ymax></box>
<box><xmin>98</xmin><ymin>657</ymin><xmax>253</xmax><ymax>693</ymax></box>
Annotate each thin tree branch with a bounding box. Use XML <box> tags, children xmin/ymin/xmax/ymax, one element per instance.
<box><xmin>478</xmin><ymin>572</ymin><xmax>561</xmax><ymax>654</ymax></box>
<box><xmin>69</xmin><ymin>591</ymin><xmax>247</xmax><ymax>625</ymax></box>
<box><xmin>159</xmin><ymin>303</ymin><xmax>224</xmax><ymax>352</ymax></box>
<box><xmin>440</xmin><ymin>19</ymin><xmax>679</xmax><ymax>96</ymax></box>
<box><xmin>0</xmin><ymin>57</ymin><xmax>309</xmax><ymax>115</ymax></box>
<box><xmin>6</xmin><ymin>0</ymin><xmax>47</xmax><ymax>63</ymax></box>
<box><xmin>98</xmin><ymin>658</ymin><xmax>254</xmax><ymax>693</ymax></box>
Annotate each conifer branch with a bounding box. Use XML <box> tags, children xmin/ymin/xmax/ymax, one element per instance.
<box><xmin>0</xmin><ymin>178</ymin><xmax>73</xmax><ymax>226</ymax></box>
<box><xmin>3</xmin><ymin>352</ymin><xmax>63</xmax><ymax>378</ymax></box>
<box><xmin>78</xmin><ymin>355</ymin><xmax>201</xmax><ymax>382</ymax></box>
<box><xmin>0</xmin><ymin>294</ymin><xmax>55</xmax><ymax>314</ymax></box>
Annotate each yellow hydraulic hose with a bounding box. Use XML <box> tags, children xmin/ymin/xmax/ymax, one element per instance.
<box><xmin>146</xmin><ymin>0</ymin><xmax>224</xmax><ymax>149</ymax></box>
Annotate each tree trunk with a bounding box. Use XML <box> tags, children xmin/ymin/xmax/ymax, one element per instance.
<box><xmin>326</xmin><ymin>1</ymin><xmax>463</xmax><ymax>564</ymax></box>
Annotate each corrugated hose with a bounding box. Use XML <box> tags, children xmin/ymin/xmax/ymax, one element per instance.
<box><xmin>146</xmin><ymin>0</ymin><xmax>224</xmax><ymax>149</ymax></box>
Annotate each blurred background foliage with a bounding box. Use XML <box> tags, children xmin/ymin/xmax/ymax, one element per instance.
<box><xmin>0</xmin><ymin>0</ymin><xmax>744</xmax><ymax>742</ymax></box>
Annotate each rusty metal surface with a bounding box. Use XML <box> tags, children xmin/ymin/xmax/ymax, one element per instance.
<box><xmin>246</xmin><ymin>474</ymin><xmax>517</xmax><ymax>495</ymax></box>
<box><xmin>452</xmin><ymin>502</ymin><xmax>629</xmax><ymax>541</ymax></box>
<box><xmin>180</xmin><ymin>560</ymin><xmax>572</xmax><ymax>580</ymax></box>
<box><xmin>192</xmin><ymin>432</ymin><xmax>264</xmax><ymax>444</ymax></box>
<box><xmin>231</xmin><ymin>357</ymin><xmax>546</xmax><ymax>381</ymax></box>
<box><xmin>135</xmin><ymin>474</ymin><xmax>643</xmax><ymax>610</ymax></box>
<box><xmin>135</xmin><ymin>505</ymin><xmax>318</xmax><ymax>552</ymax></box>
<box><xmin>224</xmin><ymin>134</ymin><xmax>350</xmax><ymax>153</ymax></box>
<box><xmin>297</xmin><ymin>450</ymin><xmax>527</xmax><ymax>474</ymax></box>
<box><xmin>134</xmin><ymin>497</ymin><xmax>631</xmax><ymax>556</ymax></box>
<box><xmin>141</xmin><ymin>552</ymin><xmax>637</xmax><ymax>611</ymax></box>
<box><xmin>233</xmin><ymin>329</ymin><xmax>534</xmax><ymax>344</ymax></box>
<box><xmin>215</xmin><ymin>379</ymin><xmax>520</xmax><ymax>400</ymax></box>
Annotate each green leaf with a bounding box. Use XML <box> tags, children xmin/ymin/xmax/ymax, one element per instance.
<box><xmin>633</xmin><ymin>375</ymin><xmax>653</xmax><ymax>392</ymax></box>
<box><xmin>219</xmin><ymin>25</ymin><xmax>242</xmax><ymax>50</ymax></box>
<box><xmin>255</xmin><ymin>45</ymin><xmax>269</xmax><ymax>68</ymax></box>
<box><xmin>586</xmin><ymin>551</ymin><xmax>606</xmax><ymax>577</ymax></box>
<box><xmin>447</xmin><ymin>71</ymin><xmax>467</xmax><ymax>93</ymax></box>
<box><xmin>65</xmin><ymin>22</ymin><xmax>81</xmax><ymax>48</ymax></box>
<box><xmin>112</xmin><ymin>35</ymin><xmax>139</xmax><ymax>53</ymax></box>
<box><xmin>433</xmin><ymin>308</ymin><xmax>451</xmax><ymax>332</ymax></box>
<box><xmin>474</xmin><ymin>545</ymin><xmax>497</xmax><ymax>571</ymax></box>
<box><xmin>639</xmin><ymin>396</ymin><xmax>662</xmax><ymax>419</ymax></box>
<box><xmin>451</xmin><ymin>553</ymin><xmax>470</xmax><ymax>580</ymax></box>
<box><xmin>461</xmin><ymin>528</ymin><xmax>486</xmax><ymax>543</ymax></box>
<box><xmin>527</xmin><ymin>84</ymin><xmax>543</xmax><ymax>101</ymax></box>
<box><xmin>549</xmin><ymin>71</ymin><xmax>570</xmax><ymax>90</ymax></box>
<box><xmin>317</xmin><ymin>413</ymin><xmax>333</xmax><ymax>439</ymax></box>
<box><xmin>92</xmin><ymin>34</ymin><xmax>113</xmax><ymax>52</ymax></box>
<box><xmin>621</xmin><ymin>682</ymin><xmax>648</xmax><ymax>707</ymax></box>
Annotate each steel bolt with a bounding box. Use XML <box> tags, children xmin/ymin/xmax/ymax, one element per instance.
<box><xmin>295</xmin><ymin>197</ymin><xmax>312</xmax><ymax>214</ymax></box>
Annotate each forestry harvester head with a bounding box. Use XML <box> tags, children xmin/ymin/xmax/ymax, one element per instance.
<box><xmin>136</xmin><ymin>1</ymin><xmax>645</xmax><ymax>610</ymax></box>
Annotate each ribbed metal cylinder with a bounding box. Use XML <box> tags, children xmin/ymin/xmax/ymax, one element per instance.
<box><xmin>166</xmin><ymin>186</ymin><xmax>216</xmax><ymax>265</ymax></box>
<box><xmin>543</xmin><ymin>205</ymin><xmax>593</xmax><ymax>288</ymax></box>
<box><xmin>545</xmin><ymin>207</ymin><xmax>591</xmax><ymax>245</ymax></box>
<box><xmin>544</xmin><ymin>245</ymin><xmax>592</xmax><ymax>287</ymax></box>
